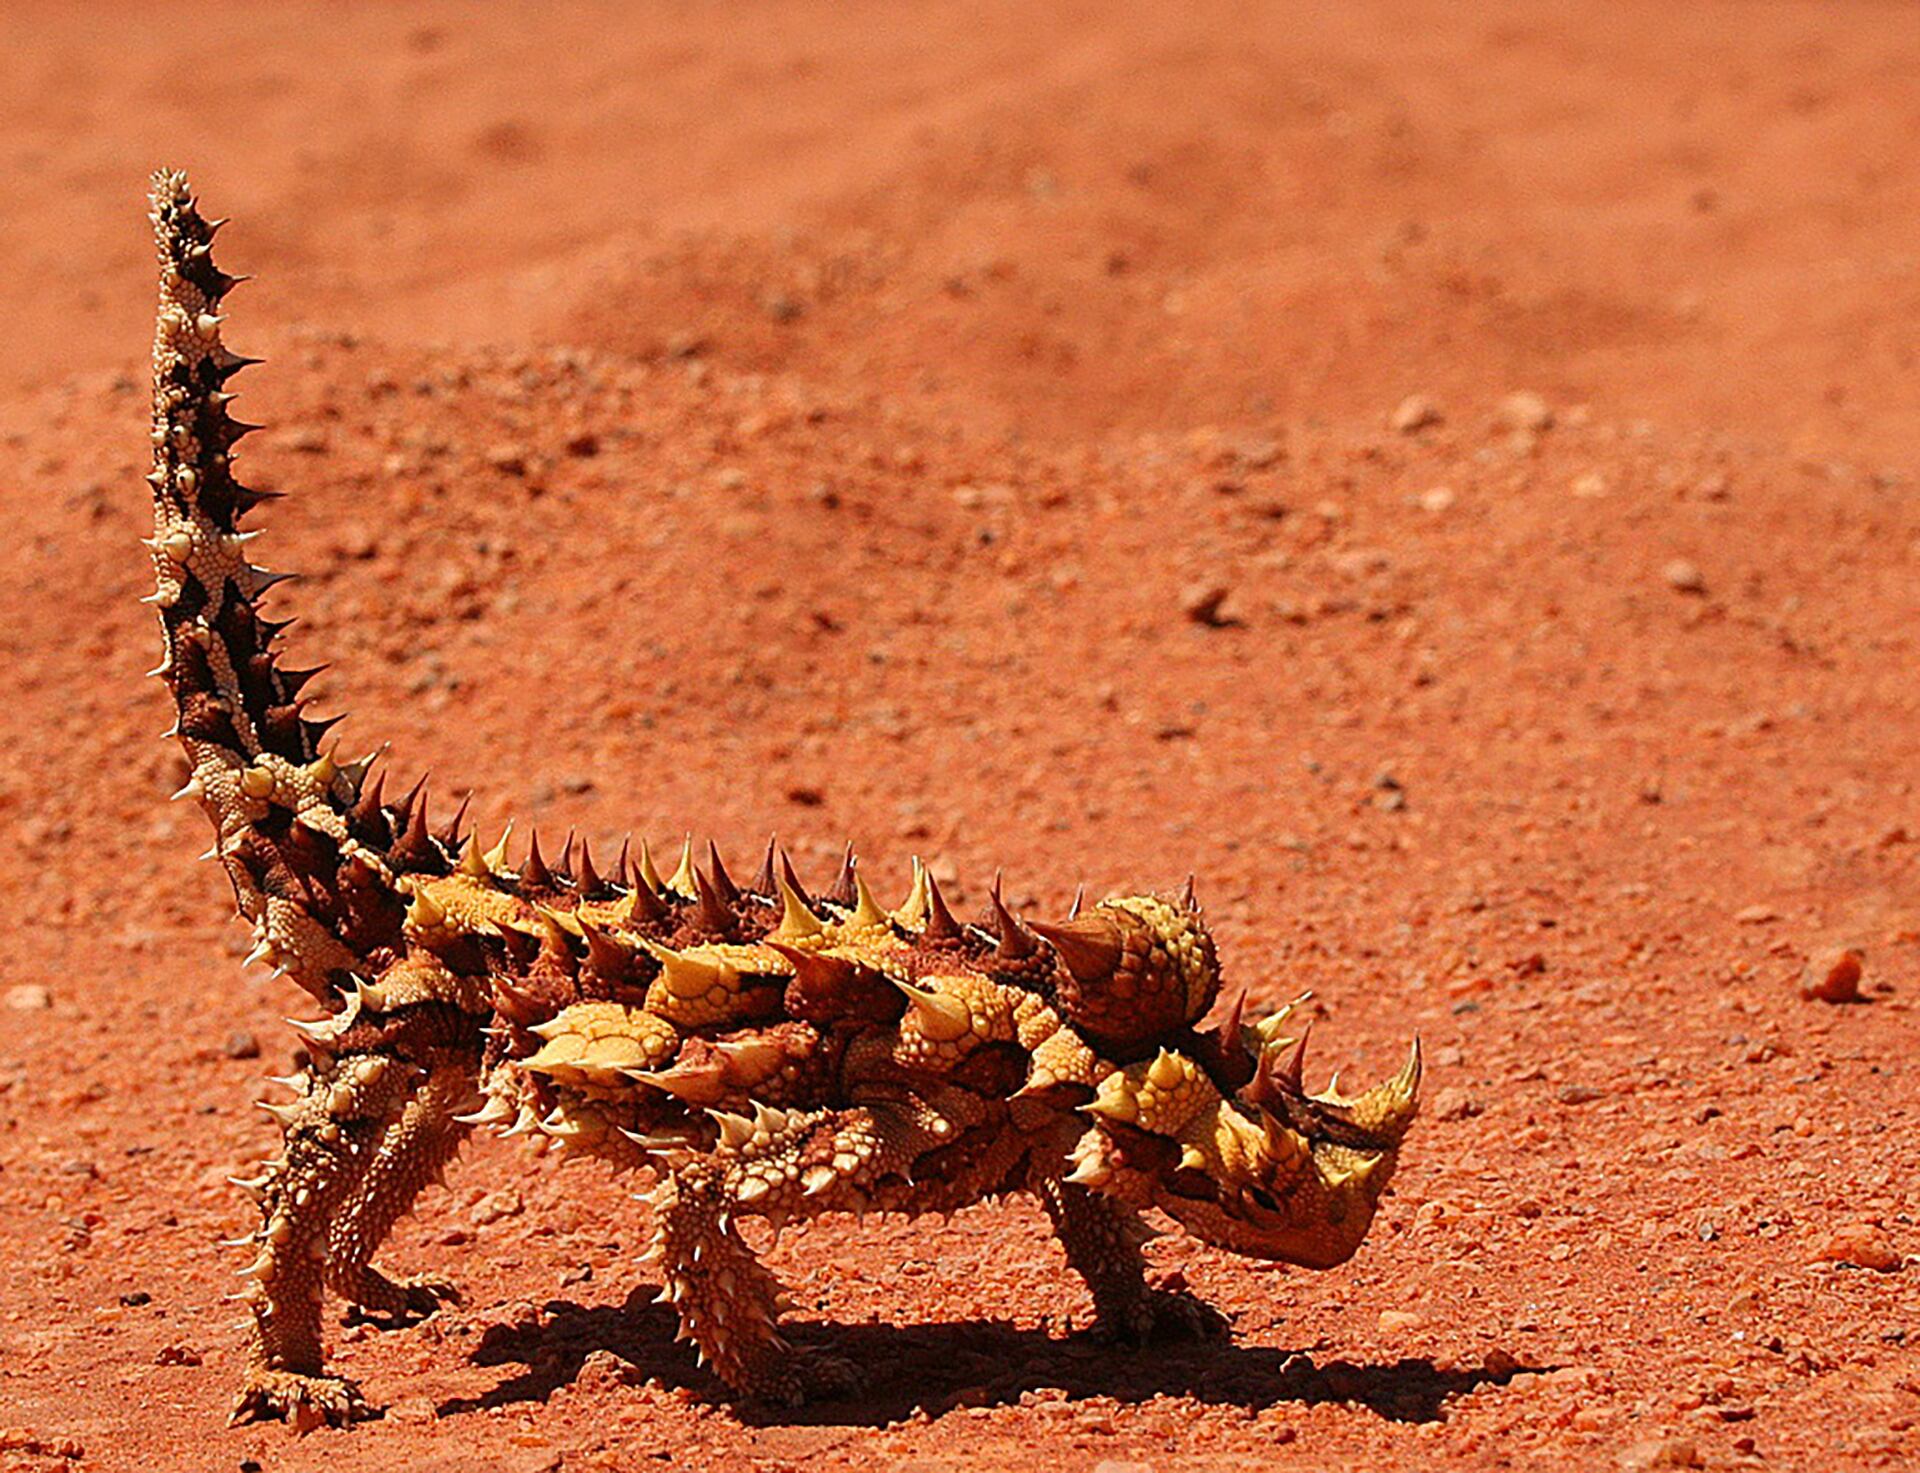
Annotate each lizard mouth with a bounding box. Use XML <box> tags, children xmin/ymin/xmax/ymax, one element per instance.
<box><xmin>1146</xmin><ymin>1128</ymin><xmax>1404</xmax><ymax>1268</ymax></box>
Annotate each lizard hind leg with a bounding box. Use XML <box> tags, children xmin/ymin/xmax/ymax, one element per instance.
<box><xmin>328</xmin><ymin>1059</ymin><xmax>475</xmax><ymax>1325</ymax></box>
<box><xmin>227</xmin><ymin>1052</ymin><xmax>418</xmax><ymax>1430</ymax></box>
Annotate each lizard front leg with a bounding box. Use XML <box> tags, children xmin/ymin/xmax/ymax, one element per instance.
<box><xmin>645</xmin><ymin>1154</ymin><xmax>810</xmax><ymax>1401</ymax></box>
<box><xmin>329</xmin><ymin>1059</ymin><xmax>473</xmax><ymax>1324</ymax></box>
<box><xmin>227</xmin><ymin>1050</ymin><xmax>418</xmax><ymax>1430</ymax></box>
<box><xmin>1035</xmin><ymin>1174</ymin><xmax>1228</xmax><ymax>1343</ymax></box>
<box><xmin>645</xmin><ymin>1101</ymin><xmax>945</xmax><ymax>1402</ymax></box>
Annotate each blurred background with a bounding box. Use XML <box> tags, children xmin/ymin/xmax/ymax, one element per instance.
<box><xmin>9</xmin><ymin>0</ymin><xmax>1919</xmax><ymax>455</ymax></box>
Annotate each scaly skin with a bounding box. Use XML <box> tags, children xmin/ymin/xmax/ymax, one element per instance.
<box><xmin>143</xmin><ymin>172</ymin><xmax>1422</xmax><ymax>1430</ymax></box>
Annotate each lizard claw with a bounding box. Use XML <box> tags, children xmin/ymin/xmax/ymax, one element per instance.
<box><xmin>229</xmin><ymin>1368</ymin><xmax>370</xmax><ymax>1432</ymax></box>
<box><xmin>1090</xmin><ymin>1287</ymin><xmax>1231</xmax><ymax>1346</ymax></box>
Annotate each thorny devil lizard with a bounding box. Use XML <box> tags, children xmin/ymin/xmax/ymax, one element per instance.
<box><xmin>141</xmin><ymin>170</ymin><xmax>1422</xmax><ymax>1431</ymax></box>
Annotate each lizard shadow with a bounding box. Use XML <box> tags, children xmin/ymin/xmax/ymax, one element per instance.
<box><xmin>437</xmin><ymin>1287</ymin><xmax>1533</xmax><ymax>1427</ymax></box>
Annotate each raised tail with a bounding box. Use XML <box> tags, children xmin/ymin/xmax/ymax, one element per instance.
<box><xmin>145</xmin><ymin>170</ymin><xmax>430</xmax><ymax>1001</ymax></box>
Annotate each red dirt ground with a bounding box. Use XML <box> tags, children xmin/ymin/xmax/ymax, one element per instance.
<box><xmin>3</xmin><ymin>2</ymin><xmax>1919</xmax><ymax>1469</ymax></box>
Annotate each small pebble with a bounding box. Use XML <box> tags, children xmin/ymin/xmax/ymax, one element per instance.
<box><xmin>1662</xmin><ymin>558</ymin><xmax>1707</xmax><ymax>594</ymax></box>
<box><xmin>486</xmin><ymin>445</ymin><xmax>529</xmax><ymax>476</ymax></box>
<box><xmin>329</xmin><ymin>523</ymin><xmax>379</xmax><ymax>560</ymax></box>
<box><xmin>1497</xmin><ymin>391</ymin><xmax>1554</xmax><ymax>432</ymax></box>
<box><xmin>1814</xmin><ymin>1222</ymin><xmax>1901</xmax><ymax>1273</ymax></box>
<box><xmin>472</xmin><ymin>1189</ymin><xmax>524</xmax><ymax>1226</ymax></box>
<box><xmin>1622</xmin><ymin>1437</ymin><xmax>1704</xmax><ymax>1469</ymax></box>
<box><xmin>1798</xmin><ymin>947</ymin><xmax>1863</xmax><ymax>1004</ymax></box>
<box><xmin>762</xmin><ymin>293</ymin><xmax>804</xmax><ymax>323</ymax></box>
<box><xmin>223</xmin><ymin>1029</ymin><xmax>261</xmax><ymax>1059</ymax></box>
<box><xmin>1429</xmin><ymin>1086</ymin><xmax>1482</xmax><ymax>1122</ymax></box>
<box><xmin>1182</xmin><ymin>583</ymin><xmax>1235</xmax><ymax>627</ymax></box>
<box><xmin>4</xmin><ymin>984</ymin><xmax>51</xmax><ymax>1011</ymax></box>
<box><xmin>1389</xmin><ymin>394</ymin><xmax>1443</xmax><ymax>433</ymax></box>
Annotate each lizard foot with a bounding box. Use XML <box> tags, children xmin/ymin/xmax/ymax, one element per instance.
<box><xmin>744</xmin><ymin>1346</ymin><xmax>863</xmax><ymax>1407</ymax></box>
<box><xmin>341</xmin><ymin>1273</ymin><xmax>462</xmax><ymax>1328</ymax></box>
<box><xmin>1089</xmin><ymin>1286</ymin><xmax>1231</xmax><ymax>1346</ymax></box>
<box><xmin>229</xmin><ymin>1368</ymin><xmax>369</xmax><ymax>1433</ymax></box>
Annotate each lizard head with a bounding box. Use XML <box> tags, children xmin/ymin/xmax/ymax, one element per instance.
<box><xmin>1066</xmin><ymin>996</ymin><xmax>1420</xmax><ymax>1268</ymax></box>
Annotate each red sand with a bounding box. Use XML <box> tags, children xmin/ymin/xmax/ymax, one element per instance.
<box><xmin>3</xmin><ymin>3</ymin><xmax>1919</xmax><ymax>1469</ymax></box>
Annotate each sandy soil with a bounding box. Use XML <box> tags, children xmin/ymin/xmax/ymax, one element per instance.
<box><xmin>3</xmin><ymin>2</ymin><xmax>1920</xmax><ymax>1469</ymax></box>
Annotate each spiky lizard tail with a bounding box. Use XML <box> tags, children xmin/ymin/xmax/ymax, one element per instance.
<box><xmin>145</xmin><ymin>171</ymin><xmax>420</xmax><ymax>1001</ymax></box>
